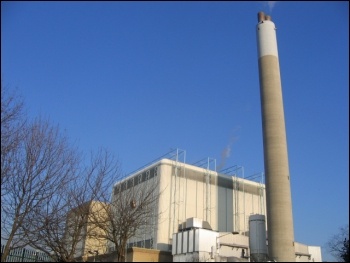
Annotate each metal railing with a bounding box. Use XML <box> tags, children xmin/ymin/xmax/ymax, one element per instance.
<box><xmin>1</xmin><ymin>245</ymin><xmax>53</xmax><ymax>262</ymax></box>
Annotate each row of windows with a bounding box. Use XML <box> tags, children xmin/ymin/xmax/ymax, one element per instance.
<box><xmin>114</xmin><ymin>166</ymin><xmax>158</xmax><ymax>195</ymax></box>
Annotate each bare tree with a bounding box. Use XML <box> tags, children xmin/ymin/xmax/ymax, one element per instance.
<box><xmin>327</xmin><ymin>225</ymin><xmax>349</xmax><ymax>262</ymax></box>
<box><xmin>1</xmin><ymin>85</ymin><xmax>26</xmax><ymax>197</ymax></box>
<box><xmin>1</xmin><ymin>85</ymin><xmax>161</xmax><ymax>262</ymax></box>
<box><xmin>1</xmin><ymin>118</ymin><xmax>80</xmax><ymax>262</ymax></box>
<box><xmin>23</xmin><ymin>175</ymin><xmax>86</xmax><ymax>262</ymax></box>
<box><xmin>89</xmin><ymin>166</ymin><xmax>162</xmax><ymax>262</ymax></box>
<box><xmin>24</xmin><ymin>148</ymin><xmax>120</xmax><ymax>262</ymax></box>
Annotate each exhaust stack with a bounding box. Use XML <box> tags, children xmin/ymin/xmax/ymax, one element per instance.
<box><xmin>256</xmin><ymin>12</ymin><xmax>295</xmax><ymax>262</ymax></box>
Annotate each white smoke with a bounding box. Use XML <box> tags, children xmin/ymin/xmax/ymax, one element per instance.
<box><xmin>222</xmin><ymin>146</ymin><xmax>231</xmax><ymax>159</ymax></box>
<box><xmin>217</xmin><ymin>127</ymin><xmax>240</xmax><ymax>171</ymax></box>
<box><xmin>267</xmin><ymin>1</ymin><xmax>277</xmax><ymax>13</ymax></box>
<box><xmin>217</xmin><ymin>138</ymin><xmax>236</xmax><ymax>172</ymax></box>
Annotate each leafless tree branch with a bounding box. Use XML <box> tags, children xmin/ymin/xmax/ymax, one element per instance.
<box><xmin>88</xmin><ymin>166</ymin><xmax>162</xmax><ymax>262</ymax></box>
<box><xmin>327</xmin><ymin>225</ymin><xmax>349</xmax><ymax>262</ymax></box>
<box><xmin>1</xmin><ymin>84</ymin><xmax>26</xmax><ymax>197</ymax></box>
<box><xmin>1</xmin><ymin>116</ymin><xmax>80</xmax><ymax>262</ymax></box>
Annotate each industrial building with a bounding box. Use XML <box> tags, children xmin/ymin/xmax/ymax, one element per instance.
<box><xmin>110</xmin><ymin>149</ymin><xmax>265</xmax><ymax>251</ymax></box>
<box><xmin>108</xmin><ymin>149</ymin><xmax>322</xmax><ymax>262</ymax></box>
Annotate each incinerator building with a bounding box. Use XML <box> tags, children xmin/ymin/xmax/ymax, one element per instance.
<box><xmin>112</xmin><ymin>150</ymin><xmax>266</xmax><ymax>252</ymax></box>
<box><xmin>108</xmin><ymin>149</ymin><xmax>321</xmax><ymax>262</ymax></box>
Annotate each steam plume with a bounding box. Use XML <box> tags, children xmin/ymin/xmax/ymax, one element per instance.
<box><xmin>217</xmin><ymin>127</ymin><xmax>240</xmax><ymax>171</ymax></box>
<box><xmin>267</xmin><ymin>1</ymin><xmax>277</xmax><ymax>13</ymax></box>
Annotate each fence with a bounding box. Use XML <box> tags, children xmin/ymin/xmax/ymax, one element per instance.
<box><xmin>1</xmin><ymin>245</ymin><xmax>53</xmax><ymax>262</ymax></box>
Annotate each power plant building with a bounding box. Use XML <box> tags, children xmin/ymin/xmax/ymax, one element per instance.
<box><xmin>108</xmin><ymin>149</ymin><xmax>322</xmax><ymax>262</ymax></box>
<box><xmin>111</xmin><ymin>150</ymin><xmax>265</xmax><ymax>251</ymax></box>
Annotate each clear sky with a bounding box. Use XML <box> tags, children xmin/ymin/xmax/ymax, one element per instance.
<box><xmin>1</xmin><ymin>1</ymin><xmax>348</xmax><ymax>261</ymax></box>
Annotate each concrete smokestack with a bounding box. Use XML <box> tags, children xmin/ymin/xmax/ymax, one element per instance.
<box><xmin>256</xmin><ymin>12</ymin><xmax>295</xmax><ymax>262</ymax></box>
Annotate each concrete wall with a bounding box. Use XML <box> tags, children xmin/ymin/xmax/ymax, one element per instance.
<box><xmin>129</xmin><ymin>247</ymin><xmax>172</xmax><ymax>262</ymax></box>
<box><xmin>308</xmin><ymin>246</ymin><xmax>322</xmax><ymax>262</ymax></box>
<box><xmin>294</xmin><ymin>242</ymin><xmax>310</xmax><ymax>262</ymax></box>
<box><xmin>79</xmin><ymin>248</ymin><xmax>172</xmax><ymax>262</ymax></box>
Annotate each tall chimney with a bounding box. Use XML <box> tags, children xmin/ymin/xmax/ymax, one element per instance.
<box><xmin>256</xmin><ymin>12</ymin><xmax>295</xmax><ymax>262</ymax></box>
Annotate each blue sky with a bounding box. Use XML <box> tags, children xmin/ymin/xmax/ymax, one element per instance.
<box><xmin>1</xmin><ymin>1</ymin><xmax>348</xmax><ymax>261</ymax></box>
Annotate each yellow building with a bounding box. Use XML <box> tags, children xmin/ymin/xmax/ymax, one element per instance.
<box><xmin>65</xmin><ymin>200</ymin><xmax>109</xmax><ymax>259</ymax></box>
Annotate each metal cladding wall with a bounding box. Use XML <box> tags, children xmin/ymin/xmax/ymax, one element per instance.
<box><xmin>118</xmin><ymin>159</ymin><xmax>266</xmax><ymax>252</ymax></box>
<box><xmin>256</xmin><ymin>12</ymin><xmax>295</xmax><ymax>262</ymax></box>
<box><xmin>156</xmin><ymin>159</ymin><xmax>266</xmax><ymax>248</ymax></box>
